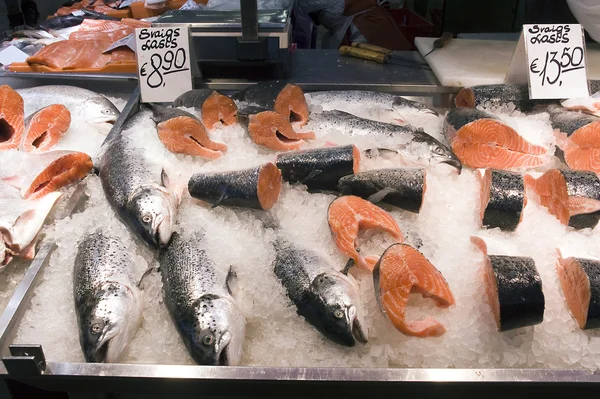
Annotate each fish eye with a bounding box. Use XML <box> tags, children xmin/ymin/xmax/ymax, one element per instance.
<box><xmin>434</xmin><ymin>146</ymin><xmax>446</xmax><ymax>155</ymax></box>
<box><xmin>142</xmin><ymin>214</ymin><xmax>152</xmax><ymax>224</ymax></box>
<box><xmin>91</xmin><ymin>322</ymin><xmax>103</xmax><ymax>335</ymax></box>
<box><xmin>102</xmin><ymin>109</ymin><xmax>111</xmax><ymax>114</ymax></box>
<box><xmin>202</xmin><ymin>334</ymin><xmax>215</xmax><ymax>346</ymax></box>
<box><xmin>333</xmin><ymin>309</ymin><xmax>344</xmax><ymax>319</ymax></box>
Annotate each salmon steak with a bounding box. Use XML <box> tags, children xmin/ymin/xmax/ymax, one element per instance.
<box><xmin>18</xmin><ymin>151</ymin><xmax>93</xmax><ymax>200</ymax></box>
<box><xmin>173</xmin><ymin>89</ymin><xmax>238</xmax><ymax>130</ymax></box>
<box><xmin>328</xmin><ymin>195</ymin><xmax>403</xmax><ymax>272</ymax></box>
<box><xmin>232</xmin><ymin>82</ymin><xmax>309</xmax><ymax>126</ymax></box>
<box><xmin>526</xmin><ymin>169</ymin><xmax>600</xmax><ymax>229</ymax></box>
<box><xmin>524</xmin><ymin>170</ymin><xmax>570</xmax><ymax>226</ymax></box>
<box><xmin>556</xmin><ymin>250</ymin><xmax>600</xmax><ymax>330</ymax></box>
<box><xmin>157</xmin><ymin>116</ymin><xmax>227</xmax><ymax>159</ymax></box>
<box><xmin>373</xmin><ymin>243</ymin><xmax>455</xmax><ymax>338</ymax></box>
<box><xmin>0</xmin><ymin>85</ymin><xmax>24</xmax><ymax>151</ymax></box>
<box><xmin>275</xmin><ymin>145</ymin><xmax>360</xmax><ymax>192</ymax></box>
<box><xmin>444</xmin><ymin>108</ymin><xmax>547</xmax><ymax>169</ymax></box>
<box><xmin>472</xmin><ymin>236</ymin><xmax>545</xmax><ymax>332</ymax></box>
<box><xmin>188</xmin><ymin>163</ymin><xmax>282</xmax><ymax>210</ymax></box>
<box><xmin>455</xmin><ymin>84</ymin><xmax>556</xmax><ymax>112</ymax></box>
<box><xmin>27</xmin><ymin>40</ymin><xmax>135</xmax><ymax>70</ymax></box>
<box><xmin>239</xmin><ymin>108</ymin><xmax>315</xmax><ymax>151</ymax></box>
<box><xmin>21</xmin><ymin>105</ymin><xmax>71</xmax><ymax>153</ymax></box>
<box><xmin>478</xmin><ymin>169</ymin><xmax>525</xmax><ymax>231</ymax></box>
<box><xmin>550</xmin><ymin>107</ymin><xmax>600</xmax><ymax>173</ymax></box>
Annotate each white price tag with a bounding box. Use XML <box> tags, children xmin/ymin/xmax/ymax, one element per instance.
<box><xmin>135</xmin><ymin>27</ymin><xmax>193</xmax><ymax>103</ymax></box>
<box><xmin>0</xmin><ymin>46</ymin><xmax>29</xmax><ymax>66</ymax></box>
<box><xmin>71</xmin><ymin>10</ymin><xmax>85</xmax><ymax>16</ymax></box>
<box><xmin>523</xmin><ymin>24</ymin><xmax>589</xmax><ymax>99</ymax></box>
<box><xmin>104</xmin><ymin>34</ymin><xmax>136</xmax><ymax>54</ymax></box>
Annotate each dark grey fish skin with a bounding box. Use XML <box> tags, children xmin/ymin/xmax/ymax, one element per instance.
<box><xmin>275</xmin><ymin>145</ymin><xmax>357</xmax><ymax>192</ymax></box>
<box><xmin>273</xmin><ymin>239</ymin><xmax>367</xmax><ymax>347</ymax></box>
<box><xmin>188</xmin><ymin>163</ymin><xmax>280</xmax><ymax>210</ymax></box>
<box><xmin>338</xmin><ymin>168</ymin><xmax>425</xmax><ymax>213</ymax></box>
<box><xmin>74</xmin><ymin>230</ymin><xmax>143</xmax><ymax>363</ymax></box>
<box><xmin>232</xmin><ymin>81</ymin><xmax>288</xmax><ymax>109</ymax></box>
<box><xmin>569</xmin><ymin>258</ymin><xmax>600</xmax><ymax>329</ymax></box>
<box><xmin>38</xmin><ymin>15</ymin><xmax>84</xmax><ymax>31</ymax></box>
<box><xmin>311</xmin><ymin>110</ymin><xmax>462</xmax><ymax>172</ymax></box>
<box><xmin>149</xmin><ymin>103</ymin><xmax>199</xmax><ymax>124</ymax></box>
<box><xmin>99</xmin><ymin>108</ymin><xmax>180</xmax><ymax>248</ymax></box>
<box><xmin>560</xmin><ymin>170</ymin><xmax>600</xmax><ymax>229</ymax></box>
<box><xmin>172</xmin><ymin>89</ymin><xmax>215</xmax><ymax>109</ymax></box>
<box><xmin>455</xmin><ymin>84</ymin><xmax>557</xmax><ymax>112</ymax></box>
<box><xmin>549</xmin><ymin>107</ymin><xmax>600</xmax><ymax>137</ymax></box>
<box><xmin>159</xmin><ymin>231</ymin><xmax>246</xmax><ymax>366</ymax></box>
<box><xmin>488</xmin><ymin>255</ymin><xmax>545</xmax><ymax>332</ymax></box>
<box><xmin>482</xmin><ymin>170</ymin><xmax>524</xmax><ymax>231</ymax></box>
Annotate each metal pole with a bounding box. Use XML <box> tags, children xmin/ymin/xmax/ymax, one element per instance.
<box><xmin>240</xmin><ymin>0</ymin><xmax>259</xmax><ymax>42</ymax></box>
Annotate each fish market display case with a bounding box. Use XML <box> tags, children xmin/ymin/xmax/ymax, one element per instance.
<box><xmin>0</xmin><ymin>84</ymin><xmax>600</xmax><ymax>399</ymax></box>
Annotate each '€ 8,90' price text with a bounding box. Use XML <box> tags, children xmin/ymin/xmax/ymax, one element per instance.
<box><xmin>527</xmin><ymin>24</ymin><xmax>585</xmax><ymax>87</ymax></box>
<box><xmin>140</xmin><ymin>49</ymin><xmax>188</xmax><ymax>89</ymax></box>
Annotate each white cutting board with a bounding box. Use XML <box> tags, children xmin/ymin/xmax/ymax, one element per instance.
<box><xmin>415</xmin><ymin>37</ymin><xmax>600</xmax><ymax>87</ymax></box>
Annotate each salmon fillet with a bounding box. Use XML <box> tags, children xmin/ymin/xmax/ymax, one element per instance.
<box><xmin>274</xmin><ymin>84</ymin><xmax>310</xmax><ymax>126</ymax></box>
<box><xmin>374</xmin><ymin>243</ymin><xmax>454</xmax><ymax>338</ymax></box>
<box><xmin>524</xmin><ymin>170</ymin><xmax>570</xmax><ymax>225</ymax></box>
<box><xmin>328</xmin><ymin>195</ymin><xmax>403</xmax><ymax>271</ymax></box>
<box><xmin>157</xmin><ymin>116</ymin><xmax>227</xmax><ymax>159</ymax></box>
<box><xmin>247</xmin><ymin>111</ymin><xmax>315</xmax><ymax>151</ymax></box>
<box><xmin>22</xmin><ymin>104</ymin><xmax>71</xmax><ymax>153</ymax></box>
<box><xmin>0</xmin><ymin>85</ymin><xmax>24</xmax><ymax>151</ymax></box>
<box><xmin>201</xmin><ymin>92</ymin><xmax>238</xmax><ymax>130</ymax></box>
<box><xmin>27</xmin><ymin>40</ymin><xmax>135</xmax><ymax>70</ymax></box>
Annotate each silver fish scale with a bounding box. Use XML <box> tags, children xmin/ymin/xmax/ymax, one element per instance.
<box><xmin>310</xmin><ymin>110</ymin><xmax>422</xmax><ymax>139</ymax></box>
<box><xmin>73</xmin><ymin>230</ymin><xmax>138</xmax><ymax>308</ymax></box>
<box><xmin>309</xmin><ymin>91</ymin><xmax>397</xmax><ymax>108</ymax></box>
<box><xmin>99</xmin><ymin>110</ymin><xmax>161</xmax><ymax>209</ymax></box>
<box><xmin>160</xmin><ymin>232</ymin><xmax>229</xmax><ymax>314</ymax></box>
<box><xmin>16</xmin><ymin>85</ymin><xmax>116</xmax><ymax>117</ymax></box>
<box><xmin>273</xmin><ymin>240</ymin><xmax>332</xmax><ymax>304</ymax></box>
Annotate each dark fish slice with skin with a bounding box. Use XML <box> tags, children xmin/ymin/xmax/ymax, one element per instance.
<box><xmin>159</xmin><ymin>231</ymin><xmax>246</xmax><ymax>366</ymax></box>
<box><xmin>74</xmin><ymin>229</ymin><xmax>143</xmax><ymax>363</ymax></box>
<box><xmin>188</xmin><ymin>162</ymin><xmax>282</xmax><ymax>210</ymax></box>
<box><xmin>273</xmin><ymin>238</ymin><xmax>368</xmax><ymax>347</ymax></box>
<box><xmin>173</xmin><ymin>89</ymin><xmax>217</xmax><ymax>109</ymax></box>
<box><xmin>38</xmin><ymin>15</ymin><xmax>84</xmax><ymax>31</ymax></box>
<box><xmin>232</xmin><ymin>81</ymin><xmax>288</xmax><ymax>110</ymax></box>
<box><xmin>472</xmin><ymin>236</ymin><xmax>545</xmax><ymax>332</ymax></box>
<box><xmin>560</xmin><ymin>170</ymin><xmax>600</xmax><ymax>229</ymax></box>
<box><xmin>549</xmin><ymin>106</ymin><xmax>600</xmax><ymax>137</ymax></box>
<box><xmin>478</xmin><ymin>169</ymin><xmax>524</xmax><ymax>231</ymax></box>
<box><xmin>311</xmin><ymin>110</ymin><xmax>461</xmax><ymax>172</ymax></box>
<box><xmin>455</xmin><ymin>84</ymin><xmax>557</xmax><ymax>112</ymax></box>
<box><xmin>557</xmin><ymin>251</ymin><xmax>600</xmax><ymax>330</ymax></box>
<box><xmin>443</xmin><ymin>107</ymin><xmax>495</xmax><ymax>144</ymax></box>
<box><xmin>338</xmin><ymin>168</ymin><xmax>425</xmax><ymax>213</ymax></box>
<box><xmin>275</xmin><ymin>145</ymin><xmax>360</xmax><ymax>192</ymax></box>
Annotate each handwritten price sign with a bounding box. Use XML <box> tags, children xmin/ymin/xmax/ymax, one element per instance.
<box><xmin>523</xmin><ymin>24</ymin><xmax>589</xmax><ymax>99</ymax></box>
<box><xmin>135</xmin><ymin>27</ymin><xmax>193</xmax><ymax>103</ymax></box>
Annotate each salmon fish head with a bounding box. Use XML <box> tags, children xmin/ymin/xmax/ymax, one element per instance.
<box><xmin>413</xmin><ymin>131</ymin><xmax>462</xmax><ymax>173</ymax></box>
<box><xmin>307</xmin><ymin>273</ymin><xmax>368</xmax><ymax>347</ymax></box>
<box><xmin>78</xmin><ymin>281</ymin><xmax>142</xmax><ymax>363</ymax></box>
<box><xmin>83</xmin><ymin>97</ymin><xmax>120</xmax><ymax>134</ymax></box>
<box><xmin>126</xmin><ymin>184</ymin><xmax>179</xmax><ymax>248</ymax></box>
<box><xmin>185</xmin><ymin>294</ymin><xmax>246</xmax><ymax>366</ymax></box>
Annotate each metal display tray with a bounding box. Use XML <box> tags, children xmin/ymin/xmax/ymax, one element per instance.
<box><xmin>1</xmin><ymin>86</ymin><xmax>598</xmax><ymax>399</ymax></box>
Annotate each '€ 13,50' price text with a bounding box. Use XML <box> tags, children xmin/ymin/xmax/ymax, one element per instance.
<box><xmin>140</xmin><ymin>49</ymin><xmax>188</xmax><ymax>89</ymax></box>
<box><xmin>527</xmin><ymin>24</ymin><xmax>585</xmax><ymax>87</ymax></box>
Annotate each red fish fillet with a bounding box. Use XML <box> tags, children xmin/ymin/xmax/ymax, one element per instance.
<box><xmin>201</xmin><ymin>92</ymin><xmax>238</xmax><ymax>130</ymax></box>
<box><xmin>21</xmin><ymin>105</ymin><xmax>71</xmax><ymax>153</ymax></box>
<box><xmin>157</xmin><ymin>116</ymin><xmax>227</xmax><ymax>159</ymax></box>
<box><xmin>27</xmin><ymin>40</ymin><xmax>135</xmax><ymax>70</ymax></box>
<box><xmin>328</xmin><ymin>195</ymin><xmax>403</xmax><ymax>271</ymax></box>
<box><xmin>453</xmin><ymin>119</ymin><xmax>547</xmax><ymax>169</ymax></box>
<box><xmin>0</xmin><ymin>85</ymin><xmax>24</xmax><ymax>151</ymax></box>
<box><xmin>374</xmin><ymin>243</ymin><xmax>455</xmax><ymax>337</ymax></box>
<box><xmin>556</xmin><ymin>251</ymin><xmax>591</xmax><ymax>329</ymax></box>
<box><xmin>19</xmin><ymin>151</ymin><xmax>93</xmax><ymax>200</ymax></box>
<box><xmin>555</xmin><ymin>123</ymin><xmax>600</xmax><ymax>173</ymax></box>
<box><xmin>524</xmin><ymin>170</ymin><xmax>570</xmax><ymax>225</ymax></box>
<box><xmin>247</xmin><ymin>111</ymin><xmax>315</xmax><ymax>151</ymax></box>
<box><xmin>274</xmin><ymin>84</ymin><xmax>310</xmax><ymax>126</ymax></box>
